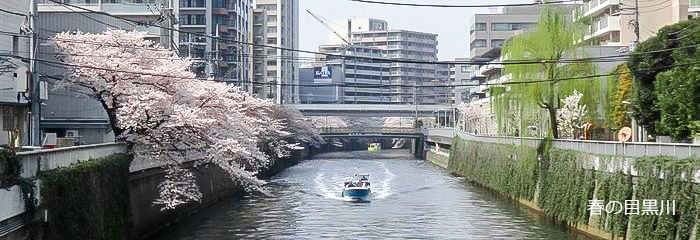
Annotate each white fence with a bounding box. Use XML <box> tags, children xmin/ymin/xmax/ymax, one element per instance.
<box><xmin>424</xmin><ymin>128</ymin><xmax>700</xmax><ymax>159</ymax></box>
<box><xmin>1</xmin><ymin>143</ymin><xmax>127</xmax><ymax>225</ymax></box>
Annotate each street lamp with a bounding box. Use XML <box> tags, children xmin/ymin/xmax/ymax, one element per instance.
<box><xmin>621</xmin><ymin>101</ymin><xmax>643</xmax><ymax>142</ymax></box>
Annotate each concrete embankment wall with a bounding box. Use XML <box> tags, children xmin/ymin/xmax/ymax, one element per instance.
<box><xmin>444</xmin><ymin>134</ymin><xmax>700</xmax><ymax>240</ymax></box>
<box><xmin>130</xmin><ymin>145</ymin><xmax>311</xmax><ymax>239</ymax></box>
<box><xmin>1</xmin><ymin>143</ymin><xmax>312</xmax><ymax>240</ymax></box>
<box><xmin>425</xmin><ymin>149</ymin><xmax>449</xmax><ymax>169</ymax></box>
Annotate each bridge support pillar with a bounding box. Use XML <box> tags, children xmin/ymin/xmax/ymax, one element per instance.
<box><xmin>410</xmin><ymin>137</ymin><xmax>425</xmax><ymax>159</ymax></box>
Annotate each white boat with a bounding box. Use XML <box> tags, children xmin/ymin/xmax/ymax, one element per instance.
<box><xmin>341</xmin><ymin>174</ymin><xmax>371</xmax><ymax>201</ymax></box>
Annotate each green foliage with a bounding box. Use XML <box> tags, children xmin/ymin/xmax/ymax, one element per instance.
<box><xmin>628</xmin><ymin>18</ymin><xmax>700</xmax><ymax>137</ymax></box>
<box><xmin>537</xmin><ymin>149</ymin><xmax>596</xmax><ymax>225</ymax></box>
<box><xmin>631</xmin><ymin>156</ymin><xmax>699</xmax><ymax>240</ymax></box>
<box><xmin>40</xmin><ymin>154</ymin><xmax>132</xmax><ymax>240</ymax></box>
<box><xmin>0</xmin><ymin>149</ymin><xmax>21</xmax><ymax>188</ymax></box>
<box><xmin>595</xmin><ymin>170</ymin><xmax>632</xmax><ymax>235</ymax></box>
<box><xmin>606</xmin><ymin>64</ymin><xmax>633</xmax><ymax>129</ymax></box>
<box><xmin>653</xmin><ymin>68</ymin><xmax>700</xmax><ymax>140</ymax></box>
<box><xmin>495</xmin><ymin>8</ymin><xmax>596</xmax><ymax>139</ymax></box>
<box><xmin>448</xmin><ymin>137</ymin><xmax>538</xmax><ymax>201</ymax></box>
<box><xmin>448</xmin><ymin>137</ymin><xmax>700</xmax><ymax>238</ymax></box>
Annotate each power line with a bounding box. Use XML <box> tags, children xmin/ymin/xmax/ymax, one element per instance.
<box><xmin>7</xmin><ymin>53</ymin><xmax>700</xmax><ymax>89</ymax></box>
<box><xmin>31</xmin><ymin>1</ymin><xmax>700</xmax><ymax>67</ymax></box>
<box><xmin>0</xmin><ymin>8</ymin><xmax>28</xmax><ymax>17</ymax></box>
<box><xmin>346</xmin><ymin>0</ymin><xmax>579</xmax><ymax>8</ymax></box>
<box><xmin>41</xmin><ymin>0</ymin><xmax>637</xmax><ymax>67</ymax></box>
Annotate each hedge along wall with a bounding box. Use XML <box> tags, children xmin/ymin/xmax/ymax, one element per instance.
<box><xmin>448</xmin><ymin>136</ymin><xmax>700</xmax><ymax>240</ymax></box>
<box><xmin>39</xmin><ymin>154</ymin><xmax>132</xmax><ymax>240</ymax></box>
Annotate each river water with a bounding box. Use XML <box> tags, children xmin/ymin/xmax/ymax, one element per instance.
<box><xmin>149</xmin><ymin>150</ymin><xmax>590</xmax><ymax>239</ymax></box>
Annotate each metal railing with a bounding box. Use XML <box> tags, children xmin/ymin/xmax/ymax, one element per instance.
<box><xmin>319</xmin><ymin>127</ymin><xmax>421</xmax><ymax>135</ymax></box>
<box><xmin>424</xmin><ymin>128</ymin><xmax>700</xmax><ymax>159</ymax></box>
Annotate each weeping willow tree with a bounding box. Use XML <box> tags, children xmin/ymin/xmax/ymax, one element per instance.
<box><xmin>492</xmin><ymin>8</ymin><xmax>597</xmax><ymax>139</ymax></box>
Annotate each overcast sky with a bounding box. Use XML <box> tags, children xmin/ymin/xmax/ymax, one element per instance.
<box><xmin>298</xmin><ymin>0</ymin><xmax>533</xmax><ymax>61</ymax></box>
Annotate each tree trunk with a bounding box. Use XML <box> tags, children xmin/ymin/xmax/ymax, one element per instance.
<box><xmin>548</xmin><ymin>106</ymin><xmax>559</xmax><ymax>139</ymax></box>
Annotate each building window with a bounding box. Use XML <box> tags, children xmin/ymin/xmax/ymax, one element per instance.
<box><xmin>473</xmin><ymin>23</ymin><xmax>486</xmax><ymax>31</ymax></box>
<box><xmin>460</xmin><ymin>66</ymin><xmax>469</xmax><ymax>73</ymax></box>
<box><xmin>12</xmin><ymin>36</ymin><xmax>19</xmax><ymax>55</ymax></box>
<box><xmin>180</xmin><ymin>0</ymin><xmax>205</xmax><ymax>8</ymax></box>
<box><xmin>491</xmin><ymin>39</ymin><xmax>505</xmax><ymax>48</ymax></box>
<box><xmin>2</xmin><ymin>107</ymin><xmax>16</xmax><ymax>131</ymax></box>
<box><xmin>492</xmin><ymin>23</ymin><xmax>532</xmax><ymax>31</ymax></box>
<box><xmin>471</xmin><ymin>39</ymin><xmax>487</xmax><ymax>48</ymax></box>
<box><xmin>213</xmin><ymin>0</ymin><xmax>226</xmax><ymax>8</ymax></box>
<box><xmin>181</xmin><ymin>14</ymin><xmax>205</xmax><ymax>25</ymax></box>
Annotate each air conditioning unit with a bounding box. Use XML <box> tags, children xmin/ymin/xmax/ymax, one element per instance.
<box><xmin>14</xmin><ymin>66</ymin><xmax>28</xmax><ymax>93</ymax></box>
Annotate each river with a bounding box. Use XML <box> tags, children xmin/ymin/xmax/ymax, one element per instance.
<box><xmin>149</xmin><ymin>150</ymin><xmax>591</xmax><ymax>239</ymax></box>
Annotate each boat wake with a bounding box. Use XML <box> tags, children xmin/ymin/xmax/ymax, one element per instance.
<box><xmin>312</xmin><ymin>160</ymin><xmax>395</xmax><ymax>201</ymax></box>
<box><xmin>371</xmin><ymin>161</ymin><xmax>394</xmax><ymax>199</ymax></box>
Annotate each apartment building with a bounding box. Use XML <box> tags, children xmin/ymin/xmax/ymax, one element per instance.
<box><xmin>351</xmin><ymin>27</ymin><xmax>449</xmax><ymax>104</ymax></box>
<box><xmin>0</xmin><ymin>0</ymin><xmax>31</xmax><ymax>146</ymax></box>
<box><xmin>252</xmin><ymin>8</ymin><xmax>268</xmax><ymax>97</ymax></box>
<box><xmin>469</xmin><ymin>6</ymin><xmax>541</xmax><ymax>58</ymax></box>
<box><xmin>310</xmin><ymin>44</ymin><xmax>392</xmax><ymax>104</ymax></box>
<box><xmin>174</xmin><ymin>0</ymin><xmax>253</xmax><ymax>83</ymax></box>
<box><xmin>575</xmin><ymin>0</ymin><xmax>688</xmax><ymax>47</ymax></box>
<box><xmin>449</xmin><ymin>58</ymin><xmax>475</xmax><ymax>104</ymax></box>
<box><xmin>255</xmin><ymin>0</ymin><xmax>299</xmax><ymax>104</ymax></box>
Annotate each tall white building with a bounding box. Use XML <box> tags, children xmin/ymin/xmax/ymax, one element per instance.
<box><xmin>574</xmin><ymin>0</ymin><xmax>688</xmax><ymax>47</ymax></box>
<box><xmin>255</xmin><ymin>0</ymin><xmax>299</xmax><ymax>104</ymax></box>
<box><xmin>350</xmin><ymin>26</ymin><xmax>449</xmax><ymax>105</ymax></box>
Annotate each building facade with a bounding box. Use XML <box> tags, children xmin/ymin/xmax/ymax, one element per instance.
<box><xmin>34</xmin><ymin>0</ymin><xmax>256</xmax><ymax>144</ymax></box>
<box><xmin>311</xmin><ymin>44</ymin><xmax>392</xmax><ymax>104</ymax></box>
<box><xmin>0</xmin><ymin>0</ymin><xmax>31</xmax><ymax>147</ymax></box>
<box><xmin>350</xmin><ymin>28</ymin><xmax>449</xmax><ymax>104</ymax></box>
<box><xmin>575</xmin><ymin>0</ymin><xmax>689</xmax><ymax>47</ymax></box>
<box><xmin>254</xmin><ymin>0</ymin><xmax>299</xmax><ymax>104</ymax></box>
<box><xmin>469</xmin><ymin>6</ymin><xmax>541</xmax><ymax>58</ymax></box>
<box><xmin>173</xmin><ymin>0</ymin><xmax>253</xmax><ymax>85</ymax></box>
<box><xmin>449</xmin><ymin>58</ymin><xmax>475</xmax><ymax>104</ymax></box>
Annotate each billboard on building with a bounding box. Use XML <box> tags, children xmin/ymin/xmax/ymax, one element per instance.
<box><xmin>313</xmin><ymin>66</ymin><xmax>333</xmax><ymax>83</ymax></box>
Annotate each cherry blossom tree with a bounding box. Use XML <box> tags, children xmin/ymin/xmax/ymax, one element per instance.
<box><xmin>456</xmin><ymin>102</ymin><xmax>495</xmax><ymax>135</ymax></box>
<box><xmin>261</xmin><ymin>106</ymin><xmax>325</xmax><ymax>158</ymax></box>
<box><xmin>310</xmin><ymin>116</ymin><xmax>348</xmax><ymax>128</ymax></box>
<box><xmin>557</xmin><ymin>90</ymin><xmax>588</xmax><ymax>139</ymax></box>
<box><xmin>383</xmin><ymin>117</ymin><xmax>415</xmax><ymax>128</ymax></box>
<box><xmin>52</xmin><ymin>30</ymin><xmax>298</xmax><ymax>210</ymax></box>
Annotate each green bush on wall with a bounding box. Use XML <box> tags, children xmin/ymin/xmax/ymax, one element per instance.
<box><xmin>0</xmin><ymin>149</ymin><xmax>21</xmax><ymax>189</ymax></box>
<box><xmin>448</xmin><ymin>137</ymin><xmax>700</xmax><ymax>239</ymax></box>
<box><xmin>40</xmin><ymin>154</ymin><xmax>132</xmax><ymax>240</ymax></box>
<box><xmin>448</xmin><ymin>137</ymin><xmax>538</xmax><ymax>202</ymax></box>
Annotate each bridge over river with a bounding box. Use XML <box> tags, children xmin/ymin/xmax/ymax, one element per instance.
<box><xmin>147</xmin><ymin>149</ymin><xmax>590</xmax><ymax>239</ymax></box>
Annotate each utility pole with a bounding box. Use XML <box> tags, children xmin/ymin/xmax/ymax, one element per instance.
<box><xmin>634</xmin><ymin>0</ymin><xmax>640</xmax><ymax>44</ymax></box>
<box><xmin>30</xmin><ymin>0</ymin><xmax>41</xmax><ymax>146</ymax></box>
<box><xmin>413</xmin><ymin>84</ymin><xmax>418</xmax><ymax>127</ymax></box>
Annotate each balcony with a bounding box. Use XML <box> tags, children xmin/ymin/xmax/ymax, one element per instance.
<box><xmin>577</xmin><ymin>0</ymin><xmax>620</xmax><ymax>19</ymax></box>
<box><xmin>101</xmin><ymin>3</ymin><xmax>158</xmax><ymax>16</ymax></box>
<box><xmin>213</xmin><ymin>8</ymin><xmax>227</xmax><ymax>15</ymax></box>
<box><xmin>583</xmin><ymin>16</ymin><xmax>621</xmax><ymax>41</ymax></box>
<box><xmin>691</xmin><ymin>0</ymin><xmax>700</xmax><ymax>12</ymax></box>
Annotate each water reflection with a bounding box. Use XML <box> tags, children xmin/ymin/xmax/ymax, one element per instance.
<box><xmin>149</xmin><ymin>150</ymin><xmax>591</xmax><ymax>240</ymax></box>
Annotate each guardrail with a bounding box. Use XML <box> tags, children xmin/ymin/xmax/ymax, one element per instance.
<box><xmin>423</xmin><ymin>128</ymin><xmax>700</xmax><ymax>159</ymax></box>
<box><xmin>319</xmin><ymin>127</ymin><xmax>422</xmax><ymax>134</ymax></box>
